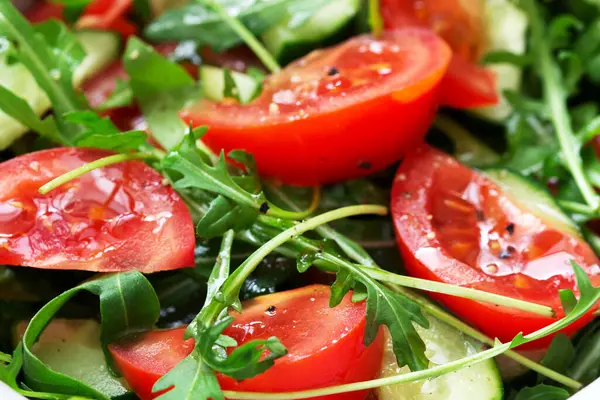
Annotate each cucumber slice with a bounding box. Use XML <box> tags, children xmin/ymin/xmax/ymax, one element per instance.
<box><xmin>377</xmin><ymin>315</ymin><xmax>503</xmax><ymax>400</ymax></box>
<box><xmin>476</xmin><ymin>0</ymin><xmax>528</xmax><ymax>121</ymax></box>
<box><xmin>483</xmin><ymin>168</ymin><xmax>581</xmax><ymax>238</ymax></box>
<box><xmin>200</xmin><ymin>65</ymin><xmax>260</xmax><ymax>104</ymax></box>
<box><xmin>0</xmin><ymin>30</ymin><xmax>120</xmax><ymax>150</ymax></box>
<box><xmin>261</xmin><ymin>0</ymin><xmax>360</xmax><ymax>64</ymax></box>
<box><xmin>14</xmin><ymin>319</ymin><xmax>129</xmax><ymax>398</ymax></box>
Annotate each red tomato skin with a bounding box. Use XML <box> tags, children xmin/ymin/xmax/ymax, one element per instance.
<box><xmin>183</xmin><ymin>86</ymin><xmax>440</xmax><ymax>186</ymax></box>
<box><xmin>380</xmin><ymin>0</ymin><xmax>499</xmax><ymax>109</ymax></box>
<box><xmin>391</xmin><ymin>146</ymin><xmax>600</xmax><ymax>349</ymax></box>
<box><xmin>25</xmin><ymin>2</ymin><xmax>63</xmax><ymax>23</ymax></box>
<box><xmin>439</xmin><ymin>55</ymin><xmax>498</xmax><ymax>109</ymax></box>
<box><xmin>110</xmin><ymin>285</ymin><xmax>384</xmax><ymax>400</ymax></box>
<box><xmin>183</xmin><ymin>30</ymin><xmax>451</xmax><ymax>186</ymax></box>
<box><xmin>0</xmin><ymin>148</ymin><xmax>195</xmax><ymax>272</ymax></box>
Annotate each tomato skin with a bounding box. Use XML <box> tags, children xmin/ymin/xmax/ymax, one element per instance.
<box><xmin>25</xmin><ymin>0</ymin><xmax>135</xmax><ymax>36</ymax></box>
<box><xmin>182</xmin><ymin>29</ymin><xmax>451</xmax><ymax>185</ymax></box>
<box><xmin>391</xmin><ymin>146</ymin><xmax>600</xmax><ymax>348</ymax></box>
<box><xmin>110</xmin><ymin>285</ymin><xmax>384</xmax><ymax>400</ymax></box>
<box><xmin>0</xmin><ymin>148</ymin><xmax>195</xmax><ymax>272</ymax></box>
<box><xmin>380</xmin><ymin>0</ymin><xmax>499</xmax><ymax>109</ymax></box>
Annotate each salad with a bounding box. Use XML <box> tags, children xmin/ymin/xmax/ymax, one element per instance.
<box><xmin>1</xmin><ymin>0</ymin><xmax>600</xmax><ymax>399</ymax></box>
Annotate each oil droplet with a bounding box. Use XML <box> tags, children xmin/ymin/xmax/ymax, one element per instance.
<box><xmin>483</xmin><ymin>263</ymin><xmax>499</xmax><ymax>275</ymax></box>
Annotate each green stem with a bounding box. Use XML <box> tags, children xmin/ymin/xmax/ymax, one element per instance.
<box><xmin>201</xmin><ymin>205</ymin><xmax>388</xmax><ymax>322</ymax></box>
<box><xmin>391</xmin><ymin>286</ymin><xmax>583</xmax><ymax>390</ymax></box>
<box><xmin>38</xmin><ymin>152</ymin><xmax>156</xmax><ymax>195</ymax></box>
<box><xmin>526</xmin><ymin>0</ymin><xmax>599</xmax><ymax>209</ymax></box>
<box><xmin>202</xmin><ymin>0</ymin><xmax>281</xmax><ymax>73</ymax></box>
<box><xmin>559</xmin><ymin>200</ymin><xmax>598</xmax><ymax>216</ymax></box>
<box><xmin>224</xmin><ymin>345</ymin><xmax>509</xmax><ymax>399</ymax></box>
<box><xmin>0</xmin><ymin>353</ymin><xmax>11</xmax><ymax>363</ymax></box>
<box><xmin>362</xmin><ymin>267</ymin><xmax>555</xmax><ymax>318</ymax></box>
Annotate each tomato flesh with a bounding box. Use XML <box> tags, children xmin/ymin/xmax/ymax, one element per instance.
<box><xmin>391</xmin><ymin>146</ymin><xmax>600</xmax><ymax>348</ymax></box>
<box><xmin>0</xmin><ymin>148</ymin><xmax>195</xmax><ymax>272</ymax></box>
<box><xmin>182</xmin><ymin>29</ymin><xmax>451</xmax><ymax>185</ymax></box>
<box><xmin>110</xmin><ymin>285</ymin><xmax>384</xmax><ymax>400</ymax></box>
<box><xmin>380</xmin><ymin>0</ymin><xmax>499</xmax><ymax>108</ymax></box>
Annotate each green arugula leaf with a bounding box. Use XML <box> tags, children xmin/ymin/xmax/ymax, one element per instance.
<box><xmin>197</xmin><ymin>196</ymin><xmax>258</xmax><ymax>239</ymax></box>
<box><xmin>146</xmin><ymin>0</ymin><xmax>318</xmax><ymax>52</ymax></box>
<box><xmin>122</xmin><ymin>37</ymin><xmax>200</xmax><ymax>151</ymax></box>
<box><xmin>569</xmin><ymin>320</ymin><xmax>600</xmax><ymax>384</ymax></box>
<box><xmin>65</xmin><ymin>110</ymin><xmax>148</xmax><ymax>152</ymax></box>
<box><xmin>153</xmin><ymin>351</ymin><xmax>223</xmax><ymax>400</ymax></box>
<box><xmin>195</xmin><ymin>316</ymin><xmax>287</xmax><ymax>380</ymax></box>
<box><xmin>0</xmin><ymin>3</ymin><xmax>88</xmax><ymax>140</ymax></box>
<box><xmin>163</xmin><ymin>127</ymin><xmax>312</xmax><ymax>221</ymax></box>
<box><xmin>539</xmin><ymin>333</ymin><xmax>575</xmax><ymax>383</ymax></box>
<box><xmin>514</xmin><ymin>384</ymin><xmax>570</xmax><ymax>400</ymax></box>
<box><xmin>20</xmin><ymin>272</ymin><xmax>160</xmax><ymax>399</ymax></box>
<box><xmin>0</xmin><ymin>84</ymin><xmax>61</xmax><ymax>143</ymax></box>
<box><xmin>50</xmin><ymin>0</ymin><xmax>93</xmax><ymax>23</ymax></box>
<box><xmin>96</xmin><ymin>79</ymin><xmax>134</xmax><ymax>111</ymax></box>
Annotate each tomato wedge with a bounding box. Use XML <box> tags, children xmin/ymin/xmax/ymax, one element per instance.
<box><xmin>391</xmin><ymin>146</ymin><xmax>600</xmax><ymax>348</ymax></box>
<box><xmin>26</xmin><ymin>0</ymin><xmax>135</xmax><ymax>36</ymax></box>
<box><xmin>110</xmin><ymin>285</ymin><xmax>384</xmax><ymax>400</ymax></box>
<box><xmin>380</xmin><ymin>0</ymin><xmax>499</xmax><ymax>108</ymax></box>
<box><xmin>0</xmin><ymin>148</ymin><xmax>195</xmax><ymax>272</ymax></box>
<box><xmin>182</xmin><ymin>29</ymin><xmax>451</xmax><ymax>185</ymax></box>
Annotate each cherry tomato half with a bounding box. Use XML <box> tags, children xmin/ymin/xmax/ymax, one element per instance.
<box><xmin>391</xmin><ymin>146</ymin><xmax>600</xmax><ymax>348</ymax></box>
<box><xmin>26</xmin><ymin>0</ymin><xmax>135</xmax><ymax>37</ymax></box>
<box><xmin>182</xmin><ymin>29</ymin><xmax>451</xmax><ymax>185</ymax></box>
<box><xmin>380</xmin><ymin>0</ymin><xmax>499</xmax><ymax>108</ymax></box>
<box><xmin>0</xmin><ymin>148</ymin><xmax>195</xmax><ymax>272</ymax></box>
<box><xmin>110</xmin><ymin>285</ymin><xmax>384</xmax><ymax>400</ymax></box>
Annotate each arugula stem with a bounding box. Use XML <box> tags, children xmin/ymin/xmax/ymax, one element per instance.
<box><xmin>576</xmin><ymin>115</ymin><xmax>600</xmax><ymax>144</ymax></box>
<box><xmin>201</xmin><ymin>205</ymin><xmax>388</xmax><ymax>323</ymax></box>
<box><xmin>525</xmin><ymin>0</ymin><xmax>599</xmax><ymax>210</ymax></box>
<box><xmin>201</xmin><ymin>0</ymin><xmax>281</xmax><ymax>73</ymax></box>
<box><xmin>0</xmin><ymin>352</ymin><xmax>11</xmax><ymax>363</ymax></box>
<box><xmin>559</xmin><ymin>200</ymin><xmax>598</xmax><ymax>216</ymax></box>
<box><xmin>38</xmin><ymin>152</ymin><xmax>156</xmax><ymax>195</ymax></box>
<box><xmin>362</xmin><ymin>267</ymin><xmax>555</xmax><ymax>317</ymax></box>
<box><xmin>389</xmin><ymin>286</ymin><xmax>583</xmax><ymax>390</ymax></box>
<box><xmin>266</xmin><ymin>186</ymin><xmax>321</xmax><ymax>220</ymax></box>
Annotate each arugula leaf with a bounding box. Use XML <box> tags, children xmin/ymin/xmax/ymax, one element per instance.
<box><xmin>514</xmin><ymin>385</ymin><xmax>570</xmax><ymax>400</ymax></box>
<box><xmin>163</xmin><ymin>127</ymin><xmax>313</xmax><ymax>221</ymax></box>
<box><xmin>538</xmin><ymin>333</ymin><xmax>575</xmax><ymax>383</ymax></box>
<box><xmin>20</xmin><ymin>272</ymin><xmax>159</xmax><ymax>399</ymax></box>
<box><xmin>145</xmin><ymin>0</ymin><xmax>312</xmax><ymax>52</ymax></box>
<box><xmin>122</xmin><ymin>37</ymin><xmax>200</xmax><ymax>151</ymax></box>
<box><xmin>154</xmin><ymin>351</ymin><xmax>223</xmax><ymax>400</ymax></box>
<box><xmin>96</xmin><ymin>79</ymin><xmax>134</xmax><ymax>111</ymax></box>
<box><xmin>0</xmin><ymin>84</ymin><xmax>61</xmax><ymax>143</ymax></box>
<box><xmin>65</xmin><ymin>110</ymin><xmax>148</xmax><ymax>152</ymax></box>
<box><xmin>195</xmin><ymin>316</ymin><xmax>287</xmax><ymax>380</ymax></box>
<box><xmin>197</xmin><ymin>196</ymin><xmax>257</xmax><ymax>239</ymax></box>
<box><xmin>569</xmin><ymin>320</ymin><xmax>600</xmax><ymax>384</ymax></box>
<box><xmin>0</xmin><ymin>3</ymin><xmax>87</xmax><ymax>141</ymax></box>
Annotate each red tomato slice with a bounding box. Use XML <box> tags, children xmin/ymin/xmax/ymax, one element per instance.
<box><xmin>391</xmin><ymin>146</ymin><xmax>600</xmax><ymax>348</ymax></box>
<box><xmin>0</xmin><ymin>148</ymin><xmax>195</xmax><ymax>272</ymax></box>
<box><xmin>110</xmin><ymin>285</ymin><xmax>384</xmax><ymax>400</ymax></box>
<box><xmin>181</xmin><ymin>29</ymin><xmax>450</xmax><ymax>185</ymax></box>
<box><xmin>26</xmin><ymin>0</ymin><xmax>135</xmax><ymax>37</ymax></box>
<box><xmin>380</xmin><ymin>0</ymin><xmax>499</xmax><ymax>108</ymax></box>
<box><xmin>77</xmin><ymin>0</ymin><xmax>136</xmax><ymax>37</ymax></box>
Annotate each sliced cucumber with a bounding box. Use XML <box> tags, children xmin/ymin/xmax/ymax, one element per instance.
<box><xmin>14</xmin><ymin>319</ymin><xmax>129</xmax><ymax>398</ymax></box>
<box><xmin>476</xmin><ymin>0</ymin><xmax>528</xmax><ymax>121</ymax></box>
<box><xmin>200</xmin><ymin>65</ymin><xmax>260</xmax><ymax>104</ymax></box>
<box><xmin>0</xmin><ymin>30</ymin><xmax>121</xmax><ymax>150</ymax></box>
<box><xmin>377</xmin><ymin>315</ymin><xmax>503</xmax><ymax>400</ymax></box>
<box><xmin>483</xmin><ymin>168</ymin><xmax>581</xmax><ymax>238</ymax></box>
<box><xmin>261</xmin><ymin>0</ymin><xmax>360</xmax><ymax>64</ymax></box>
